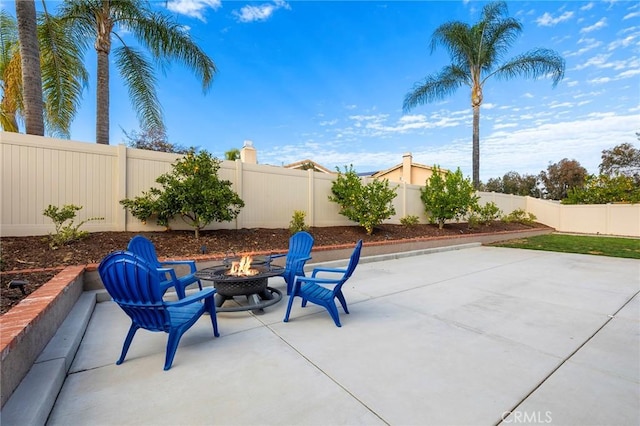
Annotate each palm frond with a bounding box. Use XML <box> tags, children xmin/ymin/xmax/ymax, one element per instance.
<box><xmin>114</xmin><ymin>45</ymin><xmax>164</xmax><ymax>133</ymax></box>
<box><xmin>403</xmin><ymin>65</ymin><xmax>469</xmax><ymax>113</ymax></box>
<box><xmin>126</xmin><ymin>12</ymin><xmax>217</xmax><ymax>91</ymax></box>
<box><xmin>0</xmin><ymin>10</ymin><xmax>19</xmax><ymax>77</ymax></box>
<box><xmin>1</xmin><ymin>45</ymin><xmax>23</xmax><ymax>132</ymax></box>
<box><xmin>38</xmin><ymin>14</ymin><xmax>89</xmax><ymax>137</ymax></box>
<box><xmin>488</xmin><ymin>48</ymin><xmax>565</xmax><ymax>87</ymax></box>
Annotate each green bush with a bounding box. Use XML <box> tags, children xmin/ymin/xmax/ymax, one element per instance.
<box><xmin>502</xmin><ymin>208</ymin><xmax>537</xmax><ymax>225</ymax></box>
<box><xmin>43</xmin><ymin>204</ymin><xmax>102</xmax><ymax>248</ymax></box>
<box><xmin>563</xmin><ymin>174</ymin><xmax>640</xmax><ymax>204</ymax></box>
<box><xmin>420</xmin><ymin>166</ymin><xmax>479</xmax><ymax>229</ymax></box>
<box><xmin>329</xmin><ymin>165</ymin><xmax>397</xmax><ymax>235</ymax></box>
<box><xmin>120</xmin><ymin>150</ymin><xmax>244</xmax><ymax>238</ymax></box>
<box><xmin>400</xmin><ymin>215</ymin><xmax>420</xmax><ymax>226</ymax></box>
<box><xmin>289</xmin><ymin>210</ymin><xmax>310</xmax><ymax>234</ymax></box>
<box><xmin>467</xmin><ymin>202</ymin><xmax>502</xmax><ymax>229</ymax></box>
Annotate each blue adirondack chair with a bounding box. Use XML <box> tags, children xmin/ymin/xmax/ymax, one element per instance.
<box><xmin>98</xmin><ymin>251</ymin><xmax>220</xmax><ymax>370</ymax></box>
<box><xmin>127</xmin><ymin>235</ymin><xmax>202</xmax><ymax>299</ymax></box>
<box><xmin>270</xmin><ymin>231</ymin><xmax>314</xmax><ymax>295</ymax></box>
<box><xmin>283</xmin><ymin>239</ymin><xmax>363</xmax><ymax>327</ymax></box>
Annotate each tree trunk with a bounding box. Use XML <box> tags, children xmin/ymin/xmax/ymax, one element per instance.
<box><xmin>472</xmin><ymin>104</ymin><xmax>480</xmax><ymax>189</ymax></box>
<box><xmin>15</xmin><ymin>0</ymin><xmax>44</xmax><ymax>136</ymax></box>
<box><xmin>95</xmin><ymin>3</ymin><xmax>112</xmax><ymax>145</ymax></box>
<box><xmin>96</xmin><ymin>49</ymin><xmax>110</xmax><ymax>144</ymax></box>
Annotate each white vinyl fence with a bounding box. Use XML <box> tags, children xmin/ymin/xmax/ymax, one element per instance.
<box><xmin>1</xmin><ymin>132</ymin><xmax>639</xmax><ymax>237</ymax></box>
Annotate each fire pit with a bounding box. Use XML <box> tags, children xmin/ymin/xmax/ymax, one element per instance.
<box><xmin>195</xmin><ymin>255</ymin><xmax>284</xmax><ymax>313</ymax></box>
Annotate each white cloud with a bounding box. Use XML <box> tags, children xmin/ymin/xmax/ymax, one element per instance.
<box><xmin>535</xmin><ymin>11</ymin><xmax>574</xmax><ymax>27</ymax></box>
<box><xmin>549</xmin><ymin>101</ymin><xmax>573</xmax><ymax>109</ymax></box>
<box><xmin>522</xmin><ymin>93</ymin><xmax>535</xmax><ymax>98</ymax></box>
<box><xmin>493</xmin><ymin>123</ymin><xmax>518</xmax><ymax>130</ymax></box>
<box><xmin>573</xmin><ymin>53</ymin><xmax>611</xmax><ymax>70</ymax></box>
<box><xmin>233</xmin><ymin>0</ymin><xmax>290</xmax><ymax>23</ymax></box>
<box><xmin>623</xmin><ymin>11</ymin><xmax>640</xmax><ymax>20</ymax></box>
<box><xmin>608</xmin><ymin>35</ymin><xmax>637</xmax><ymax>50</ymax></box>
<box><xmin>166</xmin><ymin>0</ymin><xmax>221</xmax><ymax>21</ymax></box>
<box><xmin>564</xmin><ymin>38</ymin><xmax>602</xmax><ymax>57</ymax></box>
<box><xmin>588</xmin><ymin>77</ymin><xmax>612</xmax><ymax>84</ymax></box>
<box><xmin>618</xmin><ymin>68</ymin><xmax>640</xmax><ymax>78</ymax></box>
<box><xmin>399</xmin><ymin>114</ymin><xmax>427</xmax><ymax>123</ymax></box>
<box><xmin>580</xmin><ymin>18</ymin><xmax>607</xmax><ymax>33</ymax></box>
<box><xmin>580</xmin><ymin>2</ymin><xmax>594</xmax><ymax>11</ymax></box>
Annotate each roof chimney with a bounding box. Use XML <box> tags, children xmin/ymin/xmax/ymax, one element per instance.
<box><xmin>240</xmin><ymin>140</ymin><xmax>257</xmax><ymax>164</ymax></box>
<box><xmin>402</xmin><ymin>152</ymin><xmax>412</xmax><ymax>184</ymax></box>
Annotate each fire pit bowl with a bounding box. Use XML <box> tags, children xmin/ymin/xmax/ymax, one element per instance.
<box><xmin>200</xmin><ymin>265</ymin><xmax>278</xmax><ymax>297</ymax></box>
<box><xmin>196</xmin><ymin>258</ymin><xmax>284</xmax><ymax>313</ymax></box>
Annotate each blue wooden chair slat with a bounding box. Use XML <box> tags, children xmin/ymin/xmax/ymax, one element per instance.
<box><xmin>283</xmin><ymin>240</ymin><xmax>362</xmax><ymax>327</ymax></box>
<box><xmin>98</xmin><ymin>251</ymin><xmax>220</xmax><ymax>370</ymax></box>
<box><xmin>270</xmin><ymin>231</ymin><xmax>314</xmax><ymax>295</ymax></box>
<box><xmin>127</xmin><ymin>235</ymin><xmax>203</xmax><ymax>299</ymax></box>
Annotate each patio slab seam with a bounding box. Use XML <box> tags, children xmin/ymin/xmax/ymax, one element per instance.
<box><xmin>501</xmin><ymin>290</ymin><xmax>640</xmax><ymax>422</ymax></box>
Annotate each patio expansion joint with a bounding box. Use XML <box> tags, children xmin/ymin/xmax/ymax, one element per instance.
<box><xmin>263</xmin><ymin>322</ymin><xmax>392</xmax><ymax>426</ymax></box>
<box><xmin>496</xmin><ymin>288</ymin><xmax>640</xmax><ymax>425</ymax></box>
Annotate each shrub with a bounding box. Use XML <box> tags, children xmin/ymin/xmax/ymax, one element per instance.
<box><xmin>43</xmin><ymin>204</ymin><xmax>102</xmax><ymax>248</ymax></box>
<box><xmin>329</xmin><ymin>165</ymin><xmax>397</xmax><ymax>235</ymax></box>
<box><xmin>120</xmin><ymin>150</ymin><xmax>244</xmax><ymax>238</ymax></box>
<box><xmin>563</xmin><ymin>174</ymin><xmax>640</xmax><ymax>204</ymax></box>
<box><xmin>400</xmin><ymin>215</ymin><xmax>420</xmax><ymax>226</ymax></box>
<box><xmin>467</xmin><ymin>202</ymin><xmax>502</xmax><ymax>229</ymax></box>
<box><xmin>502</xmin><ymin>208</ymin><xmax>537</xmax><ymax>225</ymax></box>
<box><xmin>420</xmin><ymin>166</ymin><xmax>479</xmax><ymax>229</ymax></box>
<box><xmin>289</xmin><ymin>210</ymin><xmax>310</xmax><ymax>234</ymax></box>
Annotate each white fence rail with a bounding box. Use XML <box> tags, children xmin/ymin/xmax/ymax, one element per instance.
<box><xmin>1</xmin><ymin>132</ymin><xmax>638</xmax><ymax>237</ymax></box>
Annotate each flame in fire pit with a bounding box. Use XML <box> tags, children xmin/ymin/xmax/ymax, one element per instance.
<box><xmin>228</xmin><ymin>255</ymin><xmax>259</xmax><ymax>276</ymax></box>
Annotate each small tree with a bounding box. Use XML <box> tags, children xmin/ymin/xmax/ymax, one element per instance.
<box><xmin>120</xmin><ymin>150</ymin><xmax>244</xmax><ymax>238</ymax></box>
<box><xmin>123</xmin><ymin>128</ymin><xmax>191</xmax><ymax>154</ymax></box>
<box><xmin>599</xmin><ymin>142</ymin><xmax>640</xmax><ymax>179</ymax></box>
<box><xmin>329</xmin><ymin>165</ymin><xmax>397</xmax><ymax>235</ymax></box>
<box><xmin>420</xmin><ymin>166</ymin><xmax>479</xmax><ymax>229</ymax></box>
<box><xmin>539</xmin><ymin>158</ymin><xmax>588</xmax><ymax>200</ymax></box>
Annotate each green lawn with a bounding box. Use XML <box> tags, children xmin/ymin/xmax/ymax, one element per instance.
<box><xmin>491</xmin><ymin>233</ymin><xmax>640</xmax><ymax>259</ymax></box>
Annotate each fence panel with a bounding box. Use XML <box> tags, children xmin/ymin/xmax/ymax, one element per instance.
<box><xmin>1</xmin><ymin>134</ymin><xmax>639</xmax><ymax>237</ymax></box>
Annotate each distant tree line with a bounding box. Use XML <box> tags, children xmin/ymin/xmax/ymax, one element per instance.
<box><xmin>480</xmin><ymin>138</ymin><xmax>640</xmax><ymax>204</ymax></box>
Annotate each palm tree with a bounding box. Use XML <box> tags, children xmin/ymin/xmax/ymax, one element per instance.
<box><xmin>15</xmin><ymin>0</ymin><xmax>44</xmax><ymax>136</ymax></box>
<box><xmin>0</xmin><ymin>9</ymin><xmax>87</xmax><ymax>137</ymax></box>
<box><xmin>403</xmin><ymin>1</ymin><xmax>565</xmax><ymax>188</ymax></box>
<box><xmin>57</xmin><ymin>0</ymin><xmax>217</xmax><ymax>145</ymax></box>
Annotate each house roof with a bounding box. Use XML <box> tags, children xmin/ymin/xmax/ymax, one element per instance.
<box><xmin>371</xmin><ymin>161</ymin><xmax>443</xmax><ymax>178</ymax></box>
<box><xmin>283</xmin><ymin>159</ymin><xmax>335</xmax><ymax>174</ymax></box>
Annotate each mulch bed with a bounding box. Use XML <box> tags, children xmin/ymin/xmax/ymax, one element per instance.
<box><xmin>1</xmin><ymin>222</ymin><xmax>543</xmax><ymax>314</ymax></box>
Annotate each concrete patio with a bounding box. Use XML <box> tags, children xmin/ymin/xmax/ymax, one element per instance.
<box><xmin>4</xmin><ymin>244</ymin><xmax>640</xmax><ymax>425</ymax></box>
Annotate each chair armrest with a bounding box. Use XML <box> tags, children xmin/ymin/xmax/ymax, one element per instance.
<box><xmin>311</xmin><ymin>267</ymin><xmax>347</xmax><ymax>278</ymax></box>
<box><xmin>289</xmin><ymin>256</ymin><xmax>312</xmax><ymax>269</ymax></box>
<box><xmin>160</xmin><ymin>260</ymin><xmax>197</xmax><ymax>274</ymax></box>
<box><xmin>269</xmin><ymin>253</ymin><xmax>287</xmax><ymax>260</ymax></box>
<box><xmin>165</xmin><ymin>288</ymin><xmax>216</xmax><ymax>307</ymax></box>
<box><xmin>158</xmin><ymin>268</ymin><xmax>180</xmax><ymax>292</ymax></box>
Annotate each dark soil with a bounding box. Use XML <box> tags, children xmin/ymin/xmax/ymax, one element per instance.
<box><xmin>0</xmin><ymin>222</ymin><xmax>541</xmax><ymax>315</ymax></box>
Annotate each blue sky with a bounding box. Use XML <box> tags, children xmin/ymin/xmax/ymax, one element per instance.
<box><xmin>12</xmin><ymin>1</ymin><xmax>640</xmax><ymax>181</ymax></box>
